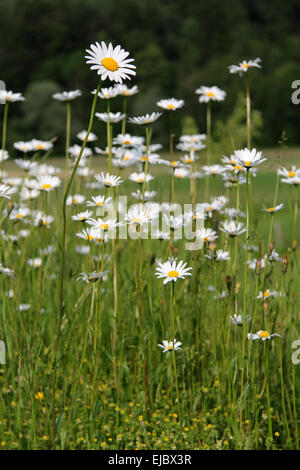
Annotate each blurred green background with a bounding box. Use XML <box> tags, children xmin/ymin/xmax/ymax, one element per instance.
<box><xmin>1</xmin><ymin>0</ymin><xmax>300</xmax><ymax>153</ymax></box>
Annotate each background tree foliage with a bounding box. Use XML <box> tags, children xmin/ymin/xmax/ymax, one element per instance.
<box><xmin>0</xmin><ymin>0</ymin><xmax>300</xmax><ymax>152</ymax></box>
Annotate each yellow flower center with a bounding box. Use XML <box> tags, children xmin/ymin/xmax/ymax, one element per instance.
<box><xmin>267</xmin><ymin>207</ymin><xmax>275</xmax><ymax>212</ymax></box>
<box><xmin>123</xmin><ymin>140</ymin><xmax>131</xmax><ymax>145</ymax></box>
<box><xmin>185</xmin><ymin>158</ymin><xmax>192</xmax><ymax>164</ymax></box>
<box><xmin>166</xmin><ymin>345</ymin><xmax>173</xmax><ymax>350</ymax></box>
<box><xmin>204</xmin><ymin>237</ymin><xmax>210</xmax><ymax>242</ymax></box>
<box><xmin>41</xmin><ymin>183</ymin><xmax>52</xmax><ymax>189</ymax></box>
<box><xmin>100</xmin><ymin>223</ymin><xmax>109</xmax><ymax>230</ymax></box>
<box><xmin>16</xmin><ymin>214</ymin><xmax>23</xmax><ymax>219</ymax></box>
<box><xmin>233</xmin><ymin>165</ymin><xmax>242</xmax><ymax>171</ymax></box>
<box><xmin>244</xmin><ymin>161</ymin><xmax>251</xmax><ymax>167</ymax></box>
<box><xmin>206</xmin><ymin>91</ymin><xmax>215</xmax><ymax>97</ymax></box>
<box><xmin>85</xmin><ymin>235</ymin><xmax>94</xmax><ymax>241</ymax></box>
<box><xmin>167</xmin><ymin>104</ymin><xmax>175</xmax><ymax>109</ymax></box>
<box><xmin>137</xmin><ymin>178</ymin><xmax>144</xmax><ymax>183</ymax></box>
<box><xmin>258</xmin><ymin>330</ymin><xmax>270</xmax><ymax>338</ymax></box>
<box><xmin>141</xmin><ymin>156</ymin><xmax>147</xmax><ymax>161</ymax></box>
<box><xmin>36</xmin><ymin>144</ymin><xmax>44</xmax><ymax>150</ymax></box>
<box><xmin>263</xmin><ymin>291</ymin><xmax>270</xmax><ymax>298</ymax></box>
<box><xmin>124</xmin><ymin>90</ymin><xmax>129</xmax><ymax>96</ymax></box>
<box><xmin>171</xmin><ymin>161</ymin><xmax>177</xmax><ymax>166</ymax></box>
<box><xmin>104</xmin><ymin>181</ymin><xmax>110</xmax><ymax>186</ymax></box>
<box><xmin>168</xmin><ymin>270</ymin><xmax>179</xmax><ymax>277</ymax></box>
<box><xmin>241</xmin><ymin>63</ymin><xmax>249</xmax><ymax>68</ymax></box>
<box><xmin>101</xmin><ymin>57</ymin><xmax>119</xmax><ymax>72</ymax></box>
<box><xmin>132</xmin><ymin>218</ymin><xmax>142</xmax><ymax>223</ymax></box>
<box><xmin>289</xmin><ymin>171</ymin><xmax>296</xmax><ymax>177</ymax></box>
<box><xmin>97</xmin><ymin>201</ymin><xmax>104</xmax><ymax>206</ymax></box>
<box><xmin>73</xmin><ymin>198</ymin><xmax>78</xmax><ymax>204</ymax></box>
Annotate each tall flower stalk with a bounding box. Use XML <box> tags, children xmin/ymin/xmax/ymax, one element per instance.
<box><xmin>50</xmin><ymin>80</ymin><xmax>101</xmax><ymax>449</ymax></box>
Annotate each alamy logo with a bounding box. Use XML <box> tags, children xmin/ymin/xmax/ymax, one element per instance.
<box><xmin>0</xmin><ymin>340</ymin><xmax>6</xmax><ymax>364</ymax></box>
<box><xmin>0</xmin><ymin>80</ymin><xmax>6</xmax><ymax>104</ymax></box>
<box><xmin>291</xmin><ymin>80</ymin><xmax>300</xmax><ymax>105</ymax></box>
<box><xmin>291</xmin><ymin>340</ymin><xmax>300</xmax><ymax>365</ymax></box>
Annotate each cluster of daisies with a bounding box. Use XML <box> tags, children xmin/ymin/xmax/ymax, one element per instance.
<box><xmin>1</xmin><ymin>41</ymin><xmax>292</xmax><ymax>354</ymax></box>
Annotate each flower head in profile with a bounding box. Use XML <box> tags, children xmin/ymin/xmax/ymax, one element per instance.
<box><xmin>220</xmin><ymin>220</ymin><xmax>246</xmax><ymax>237</ymax></box>
<box><xmin>52</xmin><ymin>90</ymin><xmax>81</xmax><ymax>102</ymax></box>
<box><xmin>158</xmin><ymin>339</ymin><xmax>182</xmax><ymax>353</ymax></box>
<box><xmin>115</xmin><ymin>84</ymin><xmax>139</xmax><ymax>96</ymax></box>
<box><xmin>128</xmin><ymin>112</ymin><xmax>162</xmax><ymax>125</ymax></box>
<box><xmin>85</xmin><ymin>41</ymin><xmax>136</xmax><ymax>83</ymax></box>
<box><xmin>95</xmin><ymin>172</ymin><xmax>123</xmax><ymax>188</ymax></box>
<box><xmin>248</xmin><ymin>330</ymin><xmax>280</xmax><ymax>341</ymax></box>
<box><xmin>155</xmin><ymin>259</ymin><xmax>192</xmax><ymax>285</ymax></box>
<box><xmin>195</xmin><ymin>86</ymin><xmax>226</xmax><ymax>103</ymax></box>
<box><xmin>234</xmin><ymin>148</ymin><xmax>266</xmax><ymax>169</ymax></box>
<box><xmin>229</xmin><ymin>58</ymin><xmax>261</xmax><ymax>76</ymax></box>
<box><xmin>95</xmin><ymin>112</ymin><xmax>125</xmax><ymax>123</ymax></box>
<box><xmin>0</xmin><ymin>90</ymin><xmax>25</xmax><ymax>103</ymax></box>
<box><xmin>263</xmin><ymin>203</ymin><xmax>284</xmax><ymax>214</ymax></box>
<box><xmin>157</xmin><ymin>98</ymin><xmax>185</xmax><ymax>111</ymax></box>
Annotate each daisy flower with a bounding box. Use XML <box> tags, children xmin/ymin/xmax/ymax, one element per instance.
<box><xmin>37</xmin><ymin>175</ymin><xmax>61</xmax><ymax>192</ymax></box>
<box><xmin>69</xmin><ymin>144</ymin><xmax>93</xmax><ymax>159</ymax></box>
<box><xmin>66</xmin><ymin>194</ymin><xmax>86</xmax><ymax>205</ymax></box>
<box><xmin>248</xmin><ymin>330</ymin><xmax>280</xmax><ymax>341</ymax></box>
<box><xmin>9</xmin><ymin>207</ymin><xmax>31</xmax><ymax>221</ymax></box>
<box><xmin>158</xmin><ymin>339</ymin><xmax>182</xmax><ymax>353</ymax></box>
<box><xmin>71</xmin><ymin>211</ymin><xmax>93</xmax><ymax>222</ymax></box>
<box><xmin>155</xmin><ymin>259</ymin><xmax>192</xmax><ymax>284</ymax></box>
<box><xmin>220</xmin><ymin>220</ymin><xmax>246</xmax><ymax>237</ymax></box>
<box><xmin>31</xmin><ymin>139</ymin><xmax>53</xmax><ymax>152</ymax></box>
<box><xmin>202</xmin><ymin>165</ymin><xmax>226</xmax><ymax>176</ymax></box>
<box><xmin>85</xmin><ymin>41</ymin><xmax>136</xmax><ymax>83</ymax></box>
<box><xmin>77</xmin><ymin>271</ymin><xmax>108</xmax><ymax>283</ymax></box>
<box><xmin>195</xmin><ymin>86</ymin><xmax>226</xmax><ymax>102</ymax></box>
<box><xmin>86</xmin><ymin>217</ymin><xmax>121</xmax><ymax>232</ymax></box>
<box><xmin>14</xmin><ymin>159</ymin><xmax>38</xmax><ymax>172</ymax></box>
<box><xmin>27</xmin><ymin>258</ymin><xmax>42</xmax><ymax>268</ymax></box>
<box><xmin>86</xmin><ymin>195</ymin><xmax>112</xmax><ymax>208</ymax></box>
<box><xmin>0</xmin><ymin>150</ymin><xmax>9</xmax><ymax>162</ymax></box>
<box><xmin>263</xmin><ymin>203</ymin><xmax>284</xmax><ymax>214</ymax></box>
<box><xmin>128</xmin><ymin>172</ymin><xmax>154</xmax><ymax>184</ymax></box>
<box><xmin>115</xmin><ymin>84</ymin><xmax>139</xmax><ymax>96</ymax></box>
<box><xmin>128</xmin><ymin>112</ymin><xmax>162</xmax><ymax>125</ymax></box>
<box><xmin>234</xmin><ymin>148</ymin><xmax>266</xmax><ymax>169</ymax></box>
<box><xmin>93</xmin><ymin>86</ymin><xmax>120</xmax><ymax>100</ymax></box>
<box><xmin>157</xmin><ymin>98</ymin><xmax>184</xmax><ymax>111</ymax></box>
<box><xmin>229</xmin><ymin>58</ymin><xmax>261</xmax><ymax>76</ymax></box>
<box><xmin>195</xmin><ymin>228</ymin><xmax>218</xmax><ymax>243</ymax></box>
<box><xmin>113</xmin><ymin>134</ymin><xmax>144</xmax><ymax>147</ymax></box>
<box><xmin>14</xmin><ymin>141</ymin><xmax>34</xmax><ymax>153</ymax></box>
<box><xmin>205</xmin><ymin>250</ymin><xmax>230</xmax><ymax>261</ymax></box>
<box><xmin>257</xmin><ymin>289</ymin><xmax>279</xmax><ymax>300</ymax></box>
<box><xmin>131</xmin><ymin>189</ymin><xmax>157</xmax><ymax>201</ymax></box>
<box><xmin>95</xmin><ymin>172</ymin><xmax>123</xmax><ymax>188</ymax></box>
<box><xmin>0</xmin><ymin>90</ymin><xmax>25</xmax><ymax>103</ymax></box>
<box><xmin>230</xmin><ymin>314</ymin><xmax>251</xmax><ymax>326</ymax></box>
<box><xmin>174</xmin><ymin>168</ymin><xmax>190</xmax><ymax>179</ymax></box>
<box><xmin>77</xmin><ymin>130</ymin><xmax>97</xmax><ymax>142</ymax></box>
<box><xmin>124</xmin><ymin>204</ymin><xmax>153</xmax><ymax>226</ymax></box>
<box><xmin>95</xmin><ymin>112</ymin><xmax>125</xmax><ymax>123</ymax></box>
<box><xmin>0</xmin><ymin>184</ymin><xmax>17</xmax><ymax>199</ymax></box>
<box><xmin>52</xmin><ymin>90</ymin><xmax>82</xmax><ymax>101</ymax></box>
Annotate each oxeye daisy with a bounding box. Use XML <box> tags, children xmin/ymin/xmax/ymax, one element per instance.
<box><xmin>0</xmin><ymin>150</ymin><xmax>9</xmax><ymax>162</ymax></box>
<box><xmin>248</xmin><ymin>330</ymin><xmax>280</xmax><ymax>341</ymax></box>
<box><xmin>131</xmin><ymin>189</ymin><xmax>157</xmax><ymax>201</ymax></box>
<box><xmin>0</xmin><ymin>90</ymin><xmax>25</xmax><ymax>103</ymax></box>
<box><xmin>93</xmin><ymin>86</ymin><xmax>120</xmax><ymax>100</ymax></box>
<box><xmin>86</xmin><ymin>195</ymin><xmax>112</xmax><ymax>208</ymax></box>
<box><xmin>113</xmin><ymin>134</ymin><xmax>144</xmax><ymax>147</ymax></box>
<box><xmin>0</xmin><ymin>184</ymin><xmax>17</xmax><ymax>199</ymax></box>
<box><xmin>234</xmin><ymin>148</ymin><xmax>266</xmax><ymax>169</ymax></box>
<box><xmin>77</xmin><ymin>271</ymin><xmax>108</xmax><ymax>283</ymax></box>
<box><xmin>128</xmin><ymin>172</ymin><xmax>154</xmax><ymax>184</ymax></box>
<box><xmin>71</xmin><ymin>211</ymin><xmax>93</xmax><ymax>222</ymax></box>
<box><xmin>14</xmin><ymin>159</ymin><xmax>38</xmax><ymax>172</ymax></box>
<box><xmin>195</xmin><ymin>86</ymin><xmax>226</xmax><ymax>103</ymax></box>
<box><xmin>157</xmin><ymin>98</ymin><xmax>185</xmax><ymax>111</ymax></box>
<box><xmin>52</xmin><ymin>90</ymin><xmax>82</xmax><ymax>102</ymax></box>
<box><xmin>230</xmin><ymin>314</ymin><xmax>251</xmax><ymax>325</ymax></box>
<box><xmin>174</xmin><ymin>168</ymin><xmax>190</xmax><ymax>179</ymax></box>
<box><xmin>205</xmin><ymin>250</ymin><xmax>230</xmax><ymax>261</ymax></box>
<box><xmin>9</xmin><ymin>207</ymin><xmax>31</xmax><ymax>221</ymax></box>
<box><xmin>14</xmin><ymin>141</ymin><xmax>34</xmax><ymax>153</ymax></box>
<box><xmin>66</xmin><ymin>194</ymin><xmax>86</xmax><ymax>206</ymax></box>
<box><xmin>229</xmin><ymin>58</ymin><xmax>261</xmax><ymax>76</ymax></box>
<box><xmin>86</xmin><ymin>217</ymin><xmax>121</xmax><ymax>232</ymax></box>
<box><xmin>158</xmin><ymin>339</ymin><xmax>182</xmax><ymax>353</ymax></box>
<box><xmin>220</xmin><ymin>220</ymin><xmax>246</xmax><ymax>237</ymax></box>
<box><xmin>68</xmin><ymin>144</ymin><xmax>93</xmax><ymax>159</ymax></box>
<box><xmin>27</xmin><ymin>258</ymin><xmax>42</xmax><ymax>269</ymax></box>
<box><xmin>95</xmin><ymin>112</ymin><xmax>126</xmax><ymax>123</ymax></box>
<box><xmin>115</xmin><ymin>84</ymin><xmax>139</xmax><ymax>96</ymax></box>
<box><xmin>155</xmin><ymin>259</ymin><xmax>192</xmax><ymax>284</ymax></box>
<box><xmin>37</xmin><ymin>175</ymin><xmax>61</xmax><ymax>192</ymax></box>
<box><xmin>77</xmin><ymin>130</ymin><xmax>97</xmax><ymax>142</ymax></box>
<box><xmin>263</xmin><ymin>203</ymin><xmax>284</xmax><ymax>214</ymax></box>
<box><xmin>85</xmin><ymin>41</ymin><xmax>136</xmax><ymax>83</ymax></box>
<box><xmin>195</xmin><ymin>228</ymin><xmax>218</xmax><ymax>243</ymax></box>
<box><xmin>128</xmin><ymin>113</ymin><xmax>162</xmax><ymax>125</ymax></box>
<box><xmin>95</xmin><ymin>172</ymin><xmax>123</xmax><ymax>188</ymax></box>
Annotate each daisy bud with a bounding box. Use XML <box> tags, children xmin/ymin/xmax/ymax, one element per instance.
<box><xmin>235</xmin><ymin>282</ymin><xmax>241</xmax><ymax>295</ymax></box>
<box><xmin>226</xmin><ymin>275</ymin><xmax>232</xmax><ymax>293</ymax></box>
<box><xmin>263</xmin><ymin>299</ymin><xmax>269</xmax><ymax>311</ymax></box>
<box><xmin>281</xmin><ymin>255</ymin><xmax>288</xmax><ymax>273</ymax></box>
<box><xmin>292</xmin><ymin>239</ymin><xmax>297</xmax><ymax>251</ymax></box>
<box><xmin>255</xmin><ymin>257</ymin><xmax>262</xmax><ymax>275</ymax></box>
<box><xmin>268</xmin><ymin>241</ymin><xmax>275</xmax><ymax>255</ymax></box>
<box><xmin>209</xmin><ymin>241</ymin><xmax>216</xmax><ymax>252</ymax></box>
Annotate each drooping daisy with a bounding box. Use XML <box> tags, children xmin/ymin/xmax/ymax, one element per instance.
<box><xmin>155</xmin><ymin>259</ymin><xmax>192</xmax><ymax>284</ymax></box>
<box><xmin>33</xmin><ymin>212</ymin><xmax>54</xmax><ymax>228</ymax></box>
<box><xmin>0</xmin><ymin>184</ymin><xmax>17</xmax><ymax>199</ymax></box>
<box><xmin>95</xmin><ymin>172</ymin><xmax>123</xmax><ymax>188</ymax></box>
<box><xmin>229</xmin><ymin>58</ymin><xmax>261</xmax><ymax>76</ymax></box>
<box><xmin>234</xmin><ymin>148</ymin><xmax>266</xmax><ymax>169</ymax></box>
<box><xmin>85</xmin><ymin>41</ymin><xmax>136</xmax><ymax>83</ymax></box>
<box><xmin>52</xmin><ymin>90</ymin><xmax>82</xmax><ymax>101</ymax></box>
<box><xmin>195</xmin><ymin>86</ymin><xmax>226</xmax><ymax>103</ymax></box>
<box><xmin>128</xmin><ymin>112</ymin><xmax>162</xmax><ymax>125</ymax></box>
<box><xmin>248</xmin><ymin>330</ymin><xmax>280</xmax><ymax>341</ymax></box>
<box><xmin>131</xmin><ymin>189</ymin><xmax>157</xmax><ymax>201</ymax></box>
<box><xmin>230</xmin><ymin>314</ymin><xmax>251</xmax><ymax>326</ymax></box>
<box><xmin>158</xmin><ymin>339</ymin><xmax>182</xmax><ymax>353</ymax></box>
<box><xmin>157</xmin><ymin>98</ymin><xmax>185</xmax><ymax>111</ymax></box>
